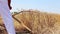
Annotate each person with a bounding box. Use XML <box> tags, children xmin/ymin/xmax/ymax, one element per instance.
<box><xmin>0</xmin><ymin>0</ymin><xmax>16</xmax><ymax>34</ymax></box>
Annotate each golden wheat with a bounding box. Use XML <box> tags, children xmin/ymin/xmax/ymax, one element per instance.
<box><xmin>0</xmin><ymin>10</ymin><xmax>60</xmax><ymax>34</ymax></box>
<box><xmin>14</xmin><ymin>10</ymin><xmax>60</xmax><ymax>34</ymax></box>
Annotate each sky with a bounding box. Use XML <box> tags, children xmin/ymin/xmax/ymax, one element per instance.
<box><xmin>11</xmin><ymin>0</ymin><xmax>60</xmax><ymax>14</ymax></box>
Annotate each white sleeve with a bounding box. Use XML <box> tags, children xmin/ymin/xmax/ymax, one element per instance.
<box><xmin>0</xmin><ymin>0</ymin><xmax>16</xmax><ymax>34</ymax></box>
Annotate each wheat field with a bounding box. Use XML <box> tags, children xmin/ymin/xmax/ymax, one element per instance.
<box><xmin>0</xmin><ymin>10</ymin><xmax>60</xmax><ymax>34</ymax></box>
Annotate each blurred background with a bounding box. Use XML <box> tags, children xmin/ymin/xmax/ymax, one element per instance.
<box><xmin>11</xmin><ymin>0</ymin><xmax>60</xmax><ymax>14</ymax></box>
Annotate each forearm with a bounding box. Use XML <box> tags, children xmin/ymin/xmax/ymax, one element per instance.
<box><xmin>8</xmin><ymin>0</ymin><xmax>12</xmax><ymax>10</ymax></box>
<box><xmin>8</xmin><ymin>0</ymin><xmax>11</xmax><ymax>6</ymax></box>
